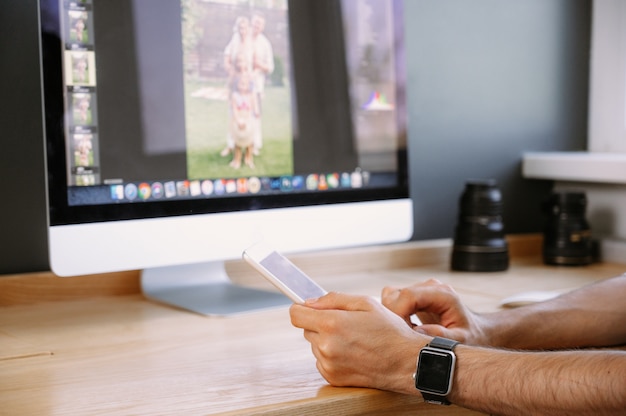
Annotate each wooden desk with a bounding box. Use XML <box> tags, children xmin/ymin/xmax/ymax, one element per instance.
<box><xmin>1</xmin><ymin>235</ymin><xmax>624</xmax><ymax>415</ymax></box>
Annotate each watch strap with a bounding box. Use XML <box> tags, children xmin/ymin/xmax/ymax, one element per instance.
<box><xmin>429</xmin><ymin>336</ymin><xmax>459</xmax><ymax>351</ymax></box>
<box><xmin>421</xmin><ymin>392</ymin><xmax>452</xmax><ymax>406</ymax></box>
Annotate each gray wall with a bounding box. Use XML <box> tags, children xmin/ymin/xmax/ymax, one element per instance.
<box><xmin>0</xmin><ymin>0</ymin><xmax>591</xmax><ymax>274</ymax></box>
<box><xmin>406</xmin><ymin>0</ymin><xmax>590</xmax><ymax>239</ymax></box>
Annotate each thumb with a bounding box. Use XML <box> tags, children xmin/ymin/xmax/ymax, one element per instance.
<box><xmin>415</xmin><ymin>324</ymin><xmax>448</xmax><ymax>338</ymax></box>
<box><xmin>304</xmin><ymin>292</ymin><xmax>376</xmax><ymax>312</ymax></box>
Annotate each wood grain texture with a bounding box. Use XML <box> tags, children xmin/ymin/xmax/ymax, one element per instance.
<box><xmin>1</xmin><ymin>236</ymin><xmax>624</xmax><ymax>415</ymax></box>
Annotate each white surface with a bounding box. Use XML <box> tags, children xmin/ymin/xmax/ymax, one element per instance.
<box><xmin>522</xmin><ymin>151</ymin><xmax>626</xmax><ymax>184</ymax></box>
<box><xmin>49</xmin><ymin>199</ymin><xmax>413</xmax><ymax>277</ymax></box>
<box><xmin>588</xmin><ymin>0</ymin><xmax>626</xmax><ymax>153</ymax></box>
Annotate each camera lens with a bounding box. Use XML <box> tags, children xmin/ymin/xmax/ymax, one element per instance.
<box><xmin>542</xmin><ymin>192</ymin><xmax>592</xmax><ymax>266</ymax></box>
<box><xmin>451</xmin><ymin>179</ymin><xmax>509</xmax><ymax>272</ymax></box>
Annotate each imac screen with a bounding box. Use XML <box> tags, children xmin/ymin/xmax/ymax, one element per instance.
<box><xmin>39</xmin><ymin>0</ymin><xmax>410</xmax><ymax>315</ymax></box>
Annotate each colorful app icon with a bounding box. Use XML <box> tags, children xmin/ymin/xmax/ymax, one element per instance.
<box><xmin>138</xmin><ymin>183</ymin><xmax>151</xmax><ymax>200</ymax></box>
<box><xmin>225</xmin><ymin>179</ymin><xmax>237</xmax><ymax>194</ymax></box>
<box><xmin>318</xmin><ymin>175</ymin><xmax>328</xmax><ymax>190</ymax></box>
<box><xmin>326</xmin><ymin>173</ymin><xmax>339</xmax><ymax>189</ymax></box>
<box><xmin>306</xmin><ymin>174</ymin><xmax>319</xmax><ymax>190</ymax></box>
<box><xmin>151</xmin><ymin>182</ymin><xmax>164</xmax><ymax>199</ymax></box>
<box><xmin>237</xmin><ymin>178</ymin><xmax>248</xmax><ymax>194</ymax></box>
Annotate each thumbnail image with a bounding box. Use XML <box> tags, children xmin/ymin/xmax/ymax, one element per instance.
<box><xmin>71</xmin><ymin>92</ymin><xmax>94</xmax><ymax>125</ymax></box>
<box><xmin>182</xmin><ymin>0</ymin><xmax>293</xmax><ymax>180</ymax></box>
<box><xmin>65</xmin><ymin>51</ymin><xmax>96</xmax><ymax>87</ymax></box>
<box><xmin>73</xmin><ymin>133</ymin><xmax>94</xmax><ymax>167</ymax></box>
<box><xmin>67</xmin><ymin>10</ymin><xmax>90</xmax><ymax>44</ymax></box>
<box><xmin>74</xmin><ymin>174</ymin><xmax>96</xmax><ymax>186</ymax></box>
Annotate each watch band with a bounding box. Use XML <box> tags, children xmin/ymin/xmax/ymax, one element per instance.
<box><xmin>421</xmin><ymin>392</ymin><xmax>452</xmax><ymax>406</ymax></box>
<box><xmin>429</xmin><ymin>336</ymin><xmax>459</xmax><ymax>351</ymax></box>
<box><xmin>418</xmin><ymin>337</ymin><xmax>459</xmax><ymax>406</ymax></box>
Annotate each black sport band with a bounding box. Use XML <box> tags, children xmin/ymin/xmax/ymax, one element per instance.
<box><xmin>429</xmin><ymin>336</ymin><xmax>459</xmax><ymax>351</ymax></box>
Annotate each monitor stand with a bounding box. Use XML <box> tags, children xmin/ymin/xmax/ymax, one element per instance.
<box><xmin>141</xmin><ymin>261</ymin><xmax>291</xmax><ymax>316</ymax></box>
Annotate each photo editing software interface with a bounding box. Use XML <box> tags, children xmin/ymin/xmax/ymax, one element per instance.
<box><xmin>47</xmin><ymin>0</ymin><xmax>406</xmax><ymax>214</ymax></box>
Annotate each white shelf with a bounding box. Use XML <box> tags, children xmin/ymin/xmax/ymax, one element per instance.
<box><xmin>522</xmin><ymin>151</ymin><xmax>626</xmax><ymax>184</ymax></box>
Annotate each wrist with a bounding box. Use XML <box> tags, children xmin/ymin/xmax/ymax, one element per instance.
<box><xmin>386</xmin><ymin>337</ymin><xmax>432</xmax><ymax>396</ymax></box>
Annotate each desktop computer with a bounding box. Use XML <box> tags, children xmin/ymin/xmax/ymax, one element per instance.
<box><xmin>39</xmin><ymin>0</ymin><xmax>412</xmax><ymax>315</ymax></box>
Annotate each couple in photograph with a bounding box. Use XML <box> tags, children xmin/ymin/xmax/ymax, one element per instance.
<box><xmin>221</xmin><ymin>13</ymin><xmax>274</xmax><ymax>169</ymax></box>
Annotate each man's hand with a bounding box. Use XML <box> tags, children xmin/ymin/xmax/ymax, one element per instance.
<box><xmin>289</xmin><ymin>292</ymin><xmax>426</xmax><ymax>394</ymax></box>
<box><xmin>381</xmin><ymin>279</ymin><xmax>489</xmax><ymax>345</ymax></box>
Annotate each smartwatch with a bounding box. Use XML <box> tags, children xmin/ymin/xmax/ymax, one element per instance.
<box><xmin>413</xmin><ymin>336</ymin><xmax>459</xmax><ymax>405</ymax></box>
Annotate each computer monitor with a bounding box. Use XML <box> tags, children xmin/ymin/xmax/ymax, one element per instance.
<box><xmin>39</xmin><ymin>0</ymin><xmax>412</xmax><ymax>315</ymax></box>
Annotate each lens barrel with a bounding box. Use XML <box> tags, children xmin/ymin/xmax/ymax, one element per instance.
<box><xmin>451</xmin><ymin>179</ymin><xmax>509</xmax><ymax>272</ymax></box>
<box><xmin>542</xmin><ymin>192</ymin><xmax>592</xmax><ymax>266</ymax></box>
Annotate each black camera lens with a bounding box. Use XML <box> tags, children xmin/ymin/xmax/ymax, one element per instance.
<box><xmin>542</xmin><ymin>192</ymin><xmax>592</xmax><ymax>266</ymax></box>
<box><xmin>451</xmin><ymin>179</ymin><xmax>509</xmax><ymax>272</ymax></box>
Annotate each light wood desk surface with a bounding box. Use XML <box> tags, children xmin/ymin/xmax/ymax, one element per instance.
<box><xmin>1</xmin><ymin>235</ymin><xmax>624</xmax><ymax>415</ymax></box>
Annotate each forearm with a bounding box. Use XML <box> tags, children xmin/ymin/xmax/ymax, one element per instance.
<box><xmin>451</xmin><ymin>346</ymin><xmax>626</xmax><ymax>416</ymax></box>
<box><xmin>479</xmin><ymin>275</ymin><xmax>626</xmax><ymax>350</ymax></box>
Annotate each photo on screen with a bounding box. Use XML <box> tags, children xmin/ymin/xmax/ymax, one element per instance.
<box><xmin>66</xmin><ymin>9</ymin><xmax>92</xmax><ymax>44</ymax></box>
<box><xmin>64</xmin><ymin>51</ymin><xmax>96</xmax><ymax>87</ymax></box>
<box><xmin>181</xmin><ymin>0</ymin><xmax>293</xmax><ymax>180</ymax></box>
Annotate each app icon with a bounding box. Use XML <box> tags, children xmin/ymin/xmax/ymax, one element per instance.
<box><xmin>318</xmin><ymin>175</ymin><xmax>328</xmax><ymax>190</ymax></box>
<box><xmin>237</xmin><ymin>178</ymin><xmax>248</xmax><ymax>194</ymax></box>
<box><xmin>292</xmin><ymin>176</ymin><xmax>304</xmax><ymax>190</ymax></box>
<box><xmin>326</xmin><ymin>173</ymin><xmax>339</xmax><ymax>189</ymax></box>
<box><xmin>176</xmin><ymin>180</ymin><xmax>190</xmax><ymax>196</ymax></box>
<box><xmin>306</xmin><ymin>174</ymin><xmax>319</xmax><ymax>190</ymax></box>
<box><xmin>225</xmin><ymin>179</ymin><xmax>237</xmax><ymax>194</ymax></box>
<box><xmin>189</xmin><ymin>180</ymin><xmax>201</xmax><ymax>197</ymax></box>
<box><xmin>124</xmin><ymin>183</ymin><xmax>138</xmax><ymax>200</ymax></box>
<box><xmin>261</xmin><ymin>177</ymin><xmax>272</xmax><ymax>191</ymax></box>
<box><xmin>351</xmin><ymin>171</ymin><xmax>363</xmax><ymax>188</ymax></box>
<box><xmin>280</xmin><ymin>176</ymin><xmax>292</xmax><ymax>192</ymax></box>
<box><xmin>341</xmin><ymin>172</ymin><xmax>351</xmax><ymax>188</ymax></box>
<box><xmin>214</xmin><ymin>179</ymin><xmax>225</xmax><ymax>195</ymax></box>
<box><xmin>164</xmin><ymin>181</ymin><xmax>177</xmax><ymax>198</ymax></box>
<box><xmin>248</xmin><ymin>177</ymin><xmax>261</xmax><ymax>194</ymax></box>
<box><xmin>151</xmin><ymin>182</ymin><xmax>164</xmax><ymax>199</ymax></box>
<box><xmin>110</xmin><ymin>185</ymin><xmax>124</xmax><ymax>200</ymax></box>
<box><xmin>270</xmin><ymin>177</ymin><xmax>282</xmax><ymax>191</ymax></box>
<box><xmin>201</xmin><ymin>179</ymin><xmax>214</xmax><ymax>196</ymax></box>
<box><xmin>138</xmin><ymin>183</ymin><xmax>151</xmax><ymax>200</ymax></box>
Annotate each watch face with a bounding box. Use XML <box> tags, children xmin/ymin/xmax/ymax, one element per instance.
<box><xmin>415</xmin><ymin>349</ymin><xmax>456</xmax><ymax>395</ymax></box>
